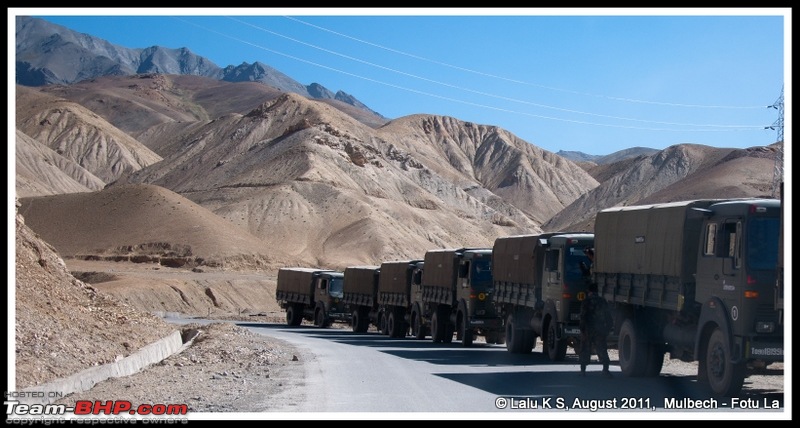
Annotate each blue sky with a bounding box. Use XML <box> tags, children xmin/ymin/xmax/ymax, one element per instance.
<box><xmin>13</xmin><ymin>8</ymin><xmax>789</xmax><ymax>156</ymax></box>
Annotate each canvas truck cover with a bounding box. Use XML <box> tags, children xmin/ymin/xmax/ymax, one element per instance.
<box><xmin>492</xmin><ymin>234</ymin><xmax>541</xmax><ymax>285</ymax></box>
<box><xmin>593</xmin><ymin>200</ymin><xmax>718</xmax><ymax>280</ymax></box>
<box><xmin>277</xmin><ymin>267</ymin><xmax>330</xmax><ymax>295</ymax></box>
<box><xmin>378</xmin><ymin>260</ymin><xmax>421</xmax><ymax>306</ymax></box>
<box><xmin>343</xmin><ymin>266</ymin><xmax>380</xmax><ymax>302</ymax></box>
<box><xmin>421</xmin><ymin>249</ymin><xmax>460</xmax><ymax>289</ymax></box>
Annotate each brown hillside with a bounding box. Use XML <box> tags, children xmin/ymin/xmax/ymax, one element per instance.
<box><xmin>16</xmin><ymin>184</ymin><xmax>287</xmax><ymax>269</ymax></box>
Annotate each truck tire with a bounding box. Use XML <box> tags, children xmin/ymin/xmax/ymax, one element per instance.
<box><xmin>704</xmin><ymin>328</ymin><xmax>746</xmax><ymax>397</ymax></box>
<box><xmin>286</xmin><ymin>305</ymin><xmax>302</xmax><ymax>326</ymax></box>
<box><xmin>431</xmin><ymin>306</ymin><xmax>449</xmax><ymax>343</ymax></box>
<box><xmin>387</xmin><ymin>309</ymin><xmax>405</xmax><ymax>338</ymax></box>
<box><xmin>505</xmin><ymin>313</ymin><xmax>533</xmax><ymax>354</ymax></box>
<box><xmin>458</xmin><ymin>312</ymin><xmax>473</xmax><ymax>347</ymax></box>
<box><xmin>545</xmin><ymin>320</ymin><xmax>567</xmax><ymax>361</ymax></box>
<box><xmin>314</xmin><ymin>307</ymin><xmax>327</xmax><ymax>328</ymax></box>
<box><xmin>618</xmin><ymin>318</ymin><xmax>648</xmax><ymax>377</ymax></box>
<box><xmin>411</xmin><ymin>310</ymin><xmax>426</xmax><ymax>340</ymax></box>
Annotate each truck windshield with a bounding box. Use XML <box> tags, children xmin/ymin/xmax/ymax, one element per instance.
<box><xmin>327</xmin><ymin>278</ymin><xmax>344</xmax><ymax>298</ymax></box>
<box><xmin>566</xmin><ymin>247</ymin><xmax>592</xmax><ymax>282</ymax></box>
<box><xmin>471</xmin><ymin>259</ymin><xmax>492</xmax><ymax>285</ymax></box>
<box><xmin>746</xmin><ymin>217</ymin><xmax>780</xmax><ymax>271</ymax></box>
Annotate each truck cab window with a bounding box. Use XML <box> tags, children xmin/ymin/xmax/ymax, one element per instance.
<box><xmin>747</xmin><ymin>217</ymin><xmax>780</xmax><ymax>271</ymax></box>
<box><xmin>704</xmin><ymin>223</ymin><xmax>717</xmax><ymax>256</ymax></box>
<box><xmin>545</xmin><ymin>249</ymin><xmax>559</xmax><ymax>271</ymax></box>
<box><xmin>328</xmin><ymin>278</ymin><xmax>344</xmax><ymax>298</ymax></box>
<box><xmin>721</xmin><ymin>221</ymin><xmax>742</xmax><ymax>269</ymax></box>
<box><xmin>472</xmin><ymin>259</ymin><xmax>492</xmax><ymax>283</ymax></box>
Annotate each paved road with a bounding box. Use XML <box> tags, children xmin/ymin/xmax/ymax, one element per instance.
<box><xmin>234</xmin><ymin>322</ymin><xmax>786</xmax><ymax>419</ymax></box>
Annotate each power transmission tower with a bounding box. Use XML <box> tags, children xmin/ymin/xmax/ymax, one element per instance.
<box><xmin>767</xmin><ymin>86</ymin><xmax>784</xmax><ymax>198</ymax></box>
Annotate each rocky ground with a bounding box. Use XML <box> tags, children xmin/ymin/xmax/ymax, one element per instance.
<box><xmin>51</xmin><ymin>319</ymin><xmax>313</xmax><ymax>414</ymax></box>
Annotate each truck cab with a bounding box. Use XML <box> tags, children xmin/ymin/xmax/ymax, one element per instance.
<box><xmin>313</xmin><ymin>271</ymin><xmax>348</xmax><ymax>327</ymax></box>
<box><xmin>539</xmin><ymin>233</ymin><xmax>595</xmax><ymax>360</ymax></box>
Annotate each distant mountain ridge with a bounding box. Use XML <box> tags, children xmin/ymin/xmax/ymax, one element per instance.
<box><xmin>15</xmin><ymin>16</ymin><xmax>386</xmax><ymax>121</ymax></box>
<box><xmin>557</xmin><ymin>147</ymin><xmax>660</xmax><ymax>164</ymax></box>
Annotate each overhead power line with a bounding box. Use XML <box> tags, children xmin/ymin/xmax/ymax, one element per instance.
<box><xmin>767</xmin><ymin>86</ymin><xmax>784</xmax><ymax>198</ymax></box>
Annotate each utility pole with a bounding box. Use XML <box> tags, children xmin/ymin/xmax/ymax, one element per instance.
<box><xmin>767</xmin><ymin>86</ymin><xmax>784</xmax><ymax>198</ymax></box>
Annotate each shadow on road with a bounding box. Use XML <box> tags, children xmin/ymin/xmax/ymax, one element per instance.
<box><xmin>238</xmin><ymin>321</ymin><xmax>785</xmax><ymax>410</ymax></box>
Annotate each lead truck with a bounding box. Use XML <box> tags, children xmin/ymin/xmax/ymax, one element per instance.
<box><xmin>276</xmin><ymin>267</ymin><xmax>350</xmax><ymax>327</ymax></box>
<box><xmin>592</xmin><ymin>198</ymin><xmax>783</xmax><ymax>397</ymax></box>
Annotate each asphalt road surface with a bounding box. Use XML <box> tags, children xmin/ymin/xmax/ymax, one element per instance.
<box><xmin>233</xmin><ymin>322</ymin><xmax>786</xmax><ymax>419</ymax></box>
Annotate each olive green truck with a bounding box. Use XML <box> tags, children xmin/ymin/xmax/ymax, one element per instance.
<box><xmin>276</xmin><ymin>267</ymin><xmax>350</xmax><ymax>327</ymax></box>
<box><xmin>409</xmin><ymin>248</ymin><xmax>505</xmax><ymax>346</ymax></box>
<box><xmin>593</xmin><ymin>198</ymin><xmax>783</xmax><ymax>397</ymax></box>
<box><xmin>493</xmin><ymin>232</ymin><xmax>595</xmax><ymax>360</ymax></box>
<box><xmin>341</xmin><ymin>265</ymin><xmax>381</xmax><ymax>333</ymax></box>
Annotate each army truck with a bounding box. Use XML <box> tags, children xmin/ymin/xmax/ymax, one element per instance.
<box><xmin>409</xmin><ymin>248</ymin><xmax>504</xmax><ymax>346</ymax></box>
<box><xmin>376</xmin><ymin>260</ymin><xmax>424</xmax><ymax>338</ymax></box>
<box><xmin>342</xmin><ymin>266</ymin><xmax>381</xmax><ymax>333</ymax></box>
<box><xmin>593</xmin><ymin>199</ymin><xmax>783</xmax><ymax>397</ymax></box>
<box><xmin>493</xmin><ymin>232</ymin><xmax>595</xmax><ymax>360</ymax></box>
<box><xmin>276</xmin><ymin>267</ymin><xmax>349</xmax><ymax>328</ymax></box>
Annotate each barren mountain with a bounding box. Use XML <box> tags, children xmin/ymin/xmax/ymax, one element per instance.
<box><xmin>16</xmin><ymin>183</ymin><xmax>287</xmax><ymax>269</ymax></box>
<box><xmin>103</xmin><ymin>91</ymin><xmax>601</xmax><ymax>267</ymax></box>
<box><xmin>543</xmin><ymin>143</ymin><xmax>780</xmax><ymax>232</ymax></box>
<box><xmin>15</xmin><ymin>129</ymin><xmax>105</xmax><ymax>198</ymax></box>
<box><xmin>16</xmin><ymin>73</ymin><xmax>781</xmax><ymax>270</ymax></box>
<box><xmin>15</xmin><ymin>85</ymin><xmax>163</xmax><ymax>184</ymax></box>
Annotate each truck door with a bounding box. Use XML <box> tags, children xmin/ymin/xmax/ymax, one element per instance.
<box><xmin>696</xmin><ymin>219</ymin><xmax>743</xmax><ymax>303</ymax></box>
<box><xmin>544</xmin><ymin>248</ymin><xmax>561</xmax><ymax>310</ymax></box>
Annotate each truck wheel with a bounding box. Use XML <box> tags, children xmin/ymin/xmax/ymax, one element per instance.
<box><xmin>286</xmin><ymin>305</ymin><xmax>302</xmax><ymax>326</ymax></box>
<box><xmin>704</xmin><ymin>328</ymin><xmax>746</xmax><ymax>397</ymax></box>
<box><xmin>545</xmin><ymin>320</ymin><xmax>567</xmax><ymax>361</ymax></box>
<box><xmin>505</xmin><ymin>313</ymin><xmax>529</xmax><ymax>354</ymax></box>
<box><xmin>618</xmin><ymin>318</ymin><xmax>647</xmax><ymax>377</ymax></box>
<box><xmin>431</xmin><ymin>306</ymin><xmax>453</xmax><ymax>343</ymax></box>
<box><xmin>314</xmin><ymin>308</ymin><xmax>327</xmax><ymax>328</ymax></box>
<box><xmin>411</xmin><ymin>310</ymin><xmax>426</xmax><ymax>340</ymax></box>
<box><xmin>387</xmin><ymin>310</ymin><xmax>403</xmax><ymax>338</ymax></box>
<box><xmin>459</xmin><ymin>313</ymin><xmax>473</xmax><ymax>347</ymax></box>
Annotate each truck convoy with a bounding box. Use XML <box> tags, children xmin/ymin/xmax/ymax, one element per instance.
<box><xmin>409</xmin><ymin>248</ymin><xmax>505</xmax><ymax>346</ymax></box>
<box><xmin>276</xmin><ymin>267</ymin><xmax>350</xmax><ymax>328</ymax></box>
<box><xmin>592</xmin><ymin>198</ymin><xmax>783</xmax><ymax>397</ymax></box>
<box><xmin>493</xmin><ymin>232</ymin><xmax>595</xmax><ymax>360</ymax></box>
<box><xmin>274</xmin><ymin>197</ymin><xmax>783</xmax><ymax>398</ymax></box>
